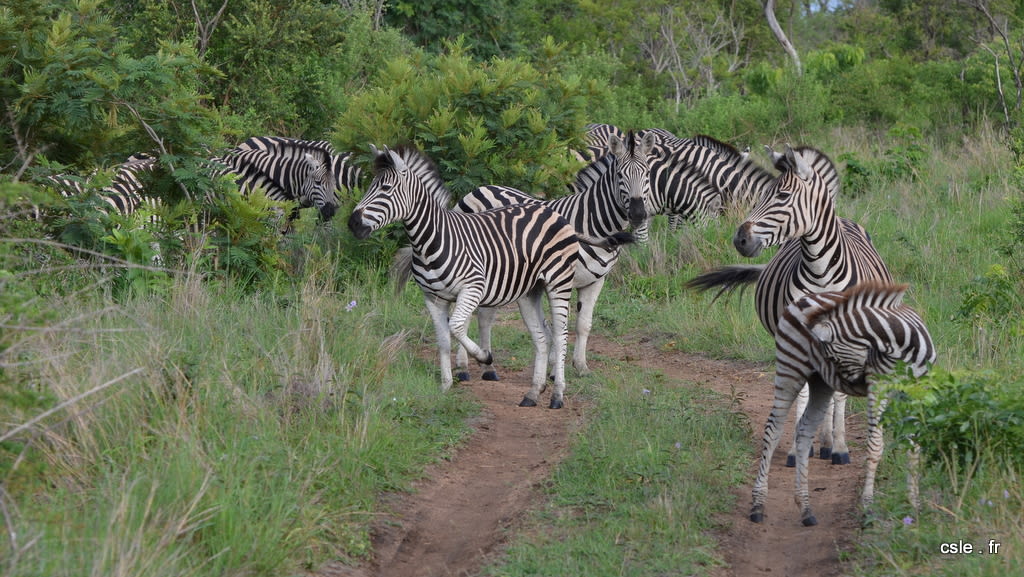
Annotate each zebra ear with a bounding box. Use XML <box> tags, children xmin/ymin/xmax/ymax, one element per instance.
<box><xmin>765</xmin><ymin>145</ymin><xmax>782</xmax><ymax>166</ymax></box>
<box><xmin>607</xmin><ymin>133</ymin><xmax>625</xmax><ymax>157</ymax></box>
<box><xmin>811</xmin><ymin>321</ymin><xmax>835</xmax><ymax>343</ymax></box>
<box><xmin>786</xmin><ymin>145</ymin><xmax>814</xmax><ymax>181</ymax></box>
<box><xmin>388</xmin><ymin>149</ymin><xmax>407</xmax><ymax>173</ymax></box>
<box><xmin>639</xmin><ymin>131</ymin><xmax>657</xmax><ymax>155</ymax></box>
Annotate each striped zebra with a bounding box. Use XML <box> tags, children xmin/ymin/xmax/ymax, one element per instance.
<box><xmin>583</xmin><ymin>125</ymin><xmax>774</xmax><ymax>243</ymax></box>
<box><xmin>686</xmin><ymin>145</ymin><xmax>893</xmax><ymax>467</ymax></box>
<box><xmin>230</xmin><ymin>136</ymin><xmax>362</xmax><ymax>195</ymax></box>
<box><xmin>348</xmin><ymin>145</ymin><xmax>633</xmax><ymax>408</ymax></box>
<box><xmin>48</xmin><ymin>152</ymin><xmax>161</xmax><ymax>219</ymax></box>
<box><xmin>212</xmin><ymin>137</ymin><xmax>340</xmax><ymax>227</ymax></box>
<box><xmin>751</xmin><ymin>281</ymin><xmax>935</xmax><ymax>526</ymax></box>
<box><xmin>449</xmin><ymin>130</ymin><xmax>655</xmax><ymax>378</ymax></box>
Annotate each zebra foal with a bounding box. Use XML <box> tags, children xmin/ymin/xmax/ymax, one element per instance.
<box><xmin>349</xmin><ymin>145</ymin><xmax>631</xmax><ymax>408</ymax></box>
<box><xmin>750</xmin><ymin>281</ymin><xmax>935</xmax><ymax>527</ymax></box>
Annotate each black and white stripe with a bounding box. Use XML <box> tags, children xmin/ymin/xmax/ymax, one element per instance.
<box><xmin>452</xmin><ymin>130</ymin><xmax>653</xmax><ymax>376</ymax></box>
<box><xmin>213</xmin><ymin>137</ymin><xmax>339</xmax><ymax>224</ymax></box>
<box><xmin>49</xmin><ymin>152</ymin><xmax>160</xmax><ymax>219</ymax></box>
<box><xmin>750</xmin><ymin>281</ymin><xmax>935</xmax><ymax>526</ymax></box>
<box><xmin>583</xmin><ymin>125</ymin><xmax>774</xmax><ymax>242</ymax></box>
<box><xmin>349</xmin><ymin>145</ymin><xmax>632</xmax><ymax>408</ymax></box>
<box><xmin>687</xmin><ymin>145</ymin><xmax>894</xmax><ymax>466</ymax></box>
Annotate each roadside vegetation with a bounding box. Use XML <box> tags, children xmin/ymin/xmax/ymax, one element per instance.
<box><xmin>3</xmin><ymin>1</ymin><xmax>1023</xmax><ymax>575</ymax></box>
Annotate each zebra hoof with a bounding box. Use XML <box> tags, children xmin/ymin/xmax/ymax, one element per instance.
<box><xmin>819</xmin><ymin>447</ymin><xmax>832</xmax><ymax>460</ymax></box>
<box><xmin>518</xmin><ymin>397</ymin><xmax>538</xmax><ymax>407</ymax></box>
<box><xmin>456</xmin><ymin>371</ymin><xmax>471</xmax><ymax>382</ymax></box>
<box><xmin>750</xmin><ymin>510</ymin><xmax>765</xmax><ymax>523</ymax></box>
<box><xmin>785</xmin><ymin>455</ymin><xmax>796</xmax><ymax>468</ymax></box>
<box><xmin>802</xmin><ymin>515</ymin><xmax>819</xmax><ymax>527</ymax></box>
<box><xmin>831</xmin><ymin>452</ymin><xmax>851</xmax><ymax>465</ymax></box>
<box><xmin>482</xmin><ymin>370</ymin><xmax>500</xmax><ymax>381</ymax></box>
<box><xmin>548</xmin><ymin>397</ymin><xmax>564</xmax><ymax>409</ymax></box>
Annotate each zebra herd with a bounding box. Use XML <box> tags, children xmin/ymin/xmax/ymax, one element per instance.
<box><xmin>46</xmin><ymin>136</ymin><xmax>362</xmax><ymax>233</ymax></box>
<box><xmin>46</xmin><ymin>123</ymin><xmax>937</xmax><ymax>526</ymax></box>
<box><xmin>346</xmin><ymin>125</ymin><xmax>937</xmax><ymax>528</ymax></box>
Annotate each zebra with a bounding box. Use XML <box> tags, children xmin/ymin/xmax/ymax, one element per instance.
<box><xmin>750</xmin><ymin>281</ymin><xmax>935</xmax><ymax>526</ymax></box>
<box><xmin>348</xmin><ymin>145</ymin><xmax>634</xmax><ymax>409</ymax></box>
<box><xmin>686</xmin><ymin>145</ymin><xmax>893</xmax><ymax>467</ymax></box>
<box><xmin>583</xmin><ymin>124</ymin><xmax>774</xmax><ymax>243</ymax></box>
<box><xmin>230</xmin><ymin>136</ymin><xmax>362</xmax><ymax>195</ymax></box>
<box><xmin>48</xmin><ymin>152</ymin><xmax>161</xmax><ymax>219</ymax></box>
<box><xmin>212</xmin><ymin>137</ymin><xmax>339</xmax><ymax>227</ymax></box>
<box><xmin>447</xmin><ymin>130</ymin><xmax>654</xmax><ymax>379</ymax></box>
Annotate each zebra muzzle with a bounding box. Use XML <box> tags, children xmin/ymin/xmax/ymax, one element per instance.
<box><xmin>733</xmin><ymin>222</ymin><xmax>763</xmax><ymax>257</ymax></box>
<box><xmin>627</xmin><ymin>198</ymin><xmax>647</xmax><ymax>228</ymax></box>
<box><xmin>347</xmin><ymin>209</ymin><xmax>373</xmax><ymax>239</ymax></box>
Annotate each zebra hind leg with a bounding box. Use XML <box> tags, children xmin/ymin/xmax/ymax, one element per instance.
<box><xmin>793</xmin><ymin>379</ymin><xmax>833</xmax><ymax>527</ymax></box>
<box><xmin>515</xmin><ymin>290</ymin><xmax>550</xmax><ymax>407</ymax></box>
<box><xmin>829</xmin><ymin>392</ymin><xmax>851</xmax><ymax>464</ymax></box>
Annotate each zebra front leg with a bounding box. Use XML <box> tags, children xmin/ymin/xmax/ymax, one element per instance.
<box><xmin>860</xmin><ymin>389</ymin><xmax>890</xmax><ymax>519</ymax></box>
<box><xmin>785</xmin><ymin>384</ymin><xmax>813</xmax><ymax>467</ymax></box>
<box><xmin>423</xmin><ymin>296</ymin><xmax>456</xmax><ymax>391</ymax></box>
<box><xmin>793</xmin><ymin>380</ymin><xmax>833</xmax><ymax>527</ymax></box>
<box><xmin>750</xmin><ymin>376</ymin><xmax>801</xmax><ymax>523</ymax></box>
<box><xmin>447</xmin><ymin>292</ymin><xmax>493</xmax><ymax>381</ymax></box>
<box><xmin>816</xmin><ymin>394</ymin><xmax>835</xmax><ymax>461</ymax></box>
<box><xmin>572</xmin><ymin>278</ymin><xmax>606</xmax><ymax>375</ymax></box>
<box><xmin>829</xmin><ymin>392</ymin><xmax>851</xmax><ymax>464</ymax></box>
<box><xmin>516</xmin><ymin>291</ymin><xmax>550</xmax><ymax>407</ymax></box>
<box><xmin>455</xmin><ymin>308</ymin><xmax>500</xmax><ymax>382</ymax></box>
<box><xmin>546</xmin><ymin>286</ymin><xmax>572</xmax><ymax>409</ymax></box>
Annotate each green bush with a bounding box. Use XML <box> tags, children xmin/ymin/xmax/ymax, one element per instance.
<box><xmin>884</xmin><ymin>369</ymin><xmax>1024</xmax><ymax>470</ymax></box>
<box><xmin>332</xmin><ymin>38</ymin><xmax>594</xmax><ymax>200</ymax></box>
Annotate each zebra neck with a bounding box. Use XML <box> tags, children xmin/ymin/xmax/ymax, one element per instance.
<box><xmin>798</xmin><ymin>215</ymin><xmax>851</xmax><ymax>284</ymax></box>
<box><xmin>402</xmin><ymin>196</ymin><xmax>456</xmax><ymax>250</ymax></box>
<box><xmin>548</xmin><ymin>184</ymin><xmax>628</xmax><ymax>237</ymax></box>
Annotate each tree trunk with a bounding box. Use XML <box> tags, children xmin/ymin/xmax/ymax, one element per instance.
<box><xmin>764</xmin><ymin>0</ymin><xmax>802</xmax><ymax>75</ymax></box>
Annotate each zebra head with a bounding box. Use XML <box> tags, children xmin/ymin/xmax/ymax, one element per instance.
<box><xmin>297</xmin><ymin>150</ymin><xmax>339</xmax><ymax>221</ymax></box>
<box><xmin>607</xmin><ymin>130</ymin><xmax>656</xmax><ymax>228</ymax></box>
<box><xmin>349</xmin><ymin>145</ymin><xmax>448</xmax><ymax>240</ymax></box>
<box><xmin>733</xmin><ymin>145</ymin><xmax>836</xmax><ymax>258</ymax></box>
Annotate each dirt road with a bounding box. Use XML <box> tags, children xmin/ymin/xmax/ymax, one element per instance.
<box><xmin>322</xmin><ymin>333</ymin><xmax>863</xmax><ymax>577</ymax></box>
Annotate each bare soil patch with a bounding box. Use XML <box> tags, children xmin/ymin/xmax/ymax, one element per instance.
<box><xmin>322</xmin><ymin>331</ymin><xmax>865</xmax><ymax>577</ymax></box>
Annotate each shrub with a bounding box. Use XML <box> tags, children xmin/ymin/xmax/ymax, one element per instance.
<box><xmin>332</xmin><ymin>38</ymin><xmax>594</xmax><ymax>201</ymax></box>
<box><xmin>884</xmin><ymin>369</ymin><xmax>1024</xmax><ymax>471</ymax></box>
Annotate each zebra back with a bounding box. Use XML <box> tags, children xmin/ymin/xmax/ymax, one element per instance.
<box><xmin>351</xmin><ymin>145</ymin><xmax>580</xmax><ymax>308</ymax></box>
<box><xmin>214</xmin><ymin>138</ymin><xmax>337</xmax><ymax>220</ymax></box>
<box><xmin>48</xmin><ymin>152</ymin><xmax>160</xmax><ymax>218</ymax></box>
<box><xmin>781</xmin><ymin>281</ymin><xmax>935</xmax><ymax>394</ymax></box>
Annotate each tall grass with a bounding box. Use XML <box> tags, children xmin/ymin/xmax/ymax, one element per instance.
<box><xmin>0</xmin><ymin>246</ymin><xmax>473</xmax><ymax>575</ymax></box>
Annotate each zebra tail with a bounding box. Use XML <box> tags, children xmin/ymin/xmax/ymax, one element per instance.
<box><xmin>684</xmin><ymin>264</ymin><xmax>763</xmax><ymax>303</ymax></box>
<box><xmin>390</xmin><ymin>246</ymin><xmax>415</xmax><ymax>295</ymax></box>
<box><xmin>577</xmin><ymin>231</ymin><xmax>636</xmax><ymax>248</ymax></box>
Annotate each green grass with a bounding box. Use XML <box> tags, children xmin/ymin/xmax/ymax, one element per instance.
<box><xmin>481</xmin><ymin>360</ymin><xmax>750</xmax><ymax>576</ymax></box>
<box><xmin>2</xmin><ymin>123</ymin><xmax>1023</xmax><ymax>576</ymax></box>
<box><xmin>0</xmin><ymin>250</ymin><xmax>475</xmax><ymax>575</ymax></box>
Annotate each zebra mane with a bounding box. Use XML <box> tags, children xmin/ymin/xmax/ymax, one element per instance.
<box><xmin>803</xmin><ymin>281</ymin><xmax>910</xmax><ymax>341</ymax></box>
<box><xmin>569</xmin><ymin>153</ymin><xmax>615</xmax><ymax>193</ymax></box>
<box><xmin>373</xmin><ymin>145</ymin><xmax>452</xmax><ymax>208</ymax></box>
<box><xmin>691</xmin><ymin>134</ymin><xmax>743</xmax><ymax>160</ymax></box>
<box><xmin>770</xmin><ymin>145</ymin><xmax>841</xmax><ymax>199</ymax></box>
